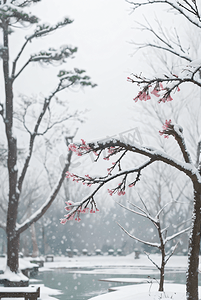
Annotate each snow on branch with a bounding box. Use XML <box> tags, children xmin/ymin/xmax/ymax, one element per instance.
<box><xmin>12</xmin><ymin>18</ymin><xmax>73</xmax><ymax>79</ymax></box>
<box><xmin>13</xmin><ymin>46</ymin><xmax>77</xmax><ymax>80</ymax></box>
<box><xmin>117</xmin><ymin>201</ymin><xmax>150</xmax><ymax>219</ymax></box>
<box><xmin>159</xmin><ymin>120</ymin><xmax>193</xmax><ymax>164</ymax></box>
<box><xmin>0</xmin><ymin>3</ymin><xmax>38</xmax><ymax>24</ymax></box>
<box><xmin>14</xmin><ymin>1</ymin><xmax>42</xmax><ymax>7</ymax></box>
<box><xmin>164</xmin><ymin>225</ymin><xmax>191</xmax><ymax>244</ymax></box>
<box><xmin>26</xmin><ymin>18</ymin><xmax>73</xmax><ymax>41</ymax></box>
<box><xmin>117</xmin><ymin>221</ymin><xmax>161</xmax><ymax>248</ymax></box>
<box><xmin>117</xmin><ymin>194</ymin><xmax>190</xmax><ymax>285</ymax></box>
<box><xmin>128</xmin><ymin>201</ymin><xmax>159</xmax><ymax>225</ymax></box>
<box><xmin>70</xmin><ymin>138</ymin><xmax>198</xmax><ymax>177</ymax></box>
<box><xmin>60</xmin><ymin>134</ymin><xmax>200</xmax><ymax>222</ymax></box>
<box><xmin>30</xmin><ymin>45</ymin><xmax>77</xmax><ymax>65</ymax></box>
<box><xmin>127</xmin><ymin>67</ymin><xmax>201</xmax><ymax>104</ymax></box>
<box><xmin>57</xmin><ymin>68</ymin><xmax>97</xmax><ymax>89</ymax></box>
<box><xmin>2</xmin><ymin>1</ymin><xmax>41</xmax><ymax>7</ymax></box>
<box><xmin>61</xmin><ymin>158</ymin><xmax>154</xmax><ymax>223</ymax></box>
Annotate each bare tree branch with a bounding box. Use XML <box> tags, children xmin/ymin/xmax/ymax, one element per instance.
<box><xmin>144</xmin><ymin>251</ymin><xmax>161</xmax><ymax>270</ymax></box>
<box><xmin>16</xmin><ymin>149</ymin><xmax>73</xmax><ymax>234</ymax></box>
<box><xmin>164</xmin><ymin>226</ymin><xmax>191</xmax><ymax>244</ymax></box>
<box><xmin>126</xmin><ymin>0</ymin><xmax>201</xmax><ymax>28</ymax></box>
<box><xmin>117</xmin><ymin>221</ymin><xmax>161</xmax><ymax>248</ymax></box>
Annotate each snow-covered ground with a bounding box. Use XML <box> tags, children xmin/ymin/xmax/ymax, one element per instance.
<box><xmin>88</xmin><ymin>283</ymin><xmax>198</xmax><ymax>300</ymax></box>
<box><xmin>0</xmin><ymin>253</ymin><xmax>200</xmax><ymax>300</ymax></box>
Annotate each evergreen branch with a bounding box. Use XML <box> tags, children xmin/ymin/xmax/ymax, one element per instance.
<box><xmin>26</xmin><ymin>17</ymin><xmax>73</xmax><ymax>41</ymax></box>
<box><xmin>0</xmin><ymin>5</ymin><xmax>39</xmax><ymax>24</ymax></box>
<box><xmin>12</xmin><ymin>17</ymin><xmax>73</xmax><ymax>79</ymax></box>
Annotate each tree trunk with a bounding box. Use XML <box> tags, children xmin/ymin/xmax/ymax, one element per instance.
<box><xmin>30</xmin><ymin>223</ymin><xmax>39</xmax><ymax>258</ymax></box>
<box><xmin>186</xmin><ymin>188</ymin><xmax>201</xmax><ymax>300</ymax></box>
<box><xmin>159</xmin><ymin>248</ymin><xmax>165</xmax><ymax>291</ymax></box>
<box><xmin>6</xmin><ymin>229</ymin><xmax>19</xmax><ymax>273</ymax></box>
<box><xmin>158</xmin><ymin>223</ymin><xmax>165</xmax><ymax>292</ymax></box>
<box><xmin>3</xmin><ymin>20</ymin><xmax>22</xmax><ymax>281</ymax></box>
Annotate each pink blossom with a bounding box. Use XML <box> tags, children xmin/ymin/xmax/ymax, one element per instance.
<box><xmin>68</xmin><ymin>144</ymin><xmax>77</xmax><ymax>152</ymax></box>
<box><xmin>117</xmin><ymin>191</ymin><xmax>126</xmax><ymax>196</ymax></box>
<box><xmin>127</xmin><ymin>77</ymin><xmax>133</xmax><ymax>82</ymax></box>
<box><xmin>65</xmin><ymin>206</ymin><xmax>71</xmax><ymax>211</ymax></box>
<box><xmin>108</xmin><ymin>147</ymin><xmax>115</xmax><ymax>154</ymax></box>
<box><xmin>60</xmin><ymin>218</ymin><xmax>67</xmax><ymax>225</ymax></box>
<box><xmin>151</xmin><ymin>89</ymin><xmax>160</xmax><ymax>97</ymax></box>
<box><xmin>68</xmin><ymin>214</ymin><xmax>75</xmax><ymax>221</ymax></box>
<box><xmin>138</xmin><ymin>91</ymin><xmax>151</xmax><ymax>101</ymax></box>
<box><xmin>160</xmin><ymin>95</ymin><xmax>173</xmax><ymax>103</ymax></box>
<box><xmin>80</xmin><ymin>208</ymin><xmax>89</xmax><ymax>214</ymax></box>
<box><xmin>159</xmin><ymin>119</ymin><xmax>171</xmax><ymax>138</ymax></box>
<box><xmin>134</xmin><ymin>91</ymin><xmax>151</xmax><ymax>102</ymax></box>
<box><xmin>108</xmin><ymin>189</ymin><xmax>114</xmax><ymax>196</ymax></box>
<box><xmin>66</xmin><ymin>171</ymin><xmax>72</xmax><ymax>178</ymax></box>
<box><xmin>65</xmin><ymin>201</ymin><xmax>73</xmax><ymax>211</ymax></box>
<box><xmin>162</xmin><ymin>119</ymin><xmax>172</xmax><ymax>130</ymax></box>
<box><xmin>166</xmin><ymin>95</ymin><xmax>173</xmax><ymax>102</ymax></box>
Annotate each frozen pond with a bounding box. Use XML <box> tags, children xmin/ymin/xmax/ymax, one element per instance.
<box><xmin>32</xmin><ymin>266</ymin><xmax>190</xmax><ymax>300</ymax></box>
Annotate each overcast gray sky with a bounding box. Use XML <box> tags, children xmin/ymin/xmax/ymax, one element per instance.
<box><xmin>10</xmin><ymin>0</ymin><xmax>145</xmax><ymax>142</ymax></box>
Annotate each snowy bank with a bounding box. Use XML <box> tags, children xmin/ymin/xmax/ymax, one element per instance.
<box><xmin>88</xmin><ymin>283</ymin><xmax>195</xmax><ymax>300</ymax></box>
<box><xmin>41</xmin><ymin>253</ymin><xmax>188</xmax><ymax>271</ymax></box>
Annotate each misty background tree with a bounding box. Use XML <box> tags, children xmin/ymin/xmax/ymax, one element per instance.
<box><xmin>118</xmin><ymin>193</ymin><xmax>190</xmax><ymax>291</ymax></box>
<box><xmin>0</xmin><ymin>0</ymin><xmax>96</xmax><ymax>286</ymax></box>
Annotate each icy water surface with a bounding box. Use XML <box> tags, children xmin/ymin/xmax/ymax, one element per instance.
<box><xmin>33</xmin><ymin>266</ymin><xmax>190</xmax><ymax>300</ymax></box>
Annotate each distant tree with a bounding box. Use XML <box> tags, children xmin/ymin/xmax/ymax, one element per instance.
<box><xmin>0</xmin><ymin>0</ymin><xmax>96</xmax><ymax>286</ymax></box>
<box><xmin>118</xmin><ymin>194</ymin><xmax>190</xmax><ymax>291</ymax></box>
